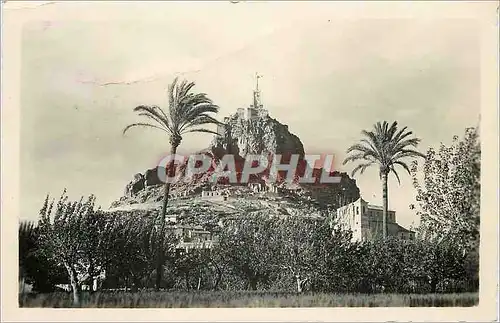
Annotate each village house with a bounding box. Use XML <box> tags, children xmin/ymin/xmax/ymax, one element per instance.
<box><xmin>169</xmin><ymin>224</ymin><xmax>216</xmax><ymax>253</ymax></box>
<box><xmin>201</xmin><ymin>190</ymin><xmax>221</xmax><ymax>199</ymax></box>
<box><xmin>247</xmin><ymin>182</ymin><xmax>279</xmax><ymax>194</ymax></box>
<box><xmin>334</xmin><ymin>197</ymin><xmax>415</xmax><ymax>242</ymax></box>
<box><xmin>200</xmin><ymin>188</ymin><xmax>230</xmax><ymax>201</ymax></box>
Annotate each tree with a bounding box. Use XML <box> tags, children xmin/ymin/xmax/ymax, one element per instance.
<box><xmin>411</xmin><ymin>127</ymin><xmax>480</xmax><ymax>253</ymax></box>
<box><xmin>343</xmin><ymin>121</ymin><xmax>425</xmax><ymax>238</ymax></box>
<box><xmin>19</xmin><ymin>221</ymin><xmax>38</xmax><ymax>292</ymax></box>
<box><xmin>37</xmin><ymin>190</ymin><xmax>117</xmax><ymax>306</ymax></box>
<box><xmin>99</xmin><ymin>214</ymin><xmax>149</xmax><ymax>290</ymax></box>
<box><xmin>101</xmin><ymin>211</ymin><xmax>178</xmax><ymax>291</ymax></box>
<box><xmin>423</xmin><ymin>240</ymin><xmax>467</xmax><ymax>293</ymax></box>
<box><xmin>217</xmin><ymin>215</ymin><xmax>277</xmax><ymax>290</ymax></box>
<box><xmin>123</xmin><ymin>77</ymin><xmax>220</xmax><ymax>290</ymax></box>
<box><xmin>311</xmin><ymin>226</ymin><xmax>365</xmax><ymax>293</ymax></box>
<box><xmin>272</xmin><ymin>217</ymin><xmax>322</xmax><ymax>293</ymax></box>
<box><xmin>19</xmin><ymin>221</ymin><xmax>66</xmax><ymax>293</ymax></box>
<box><xmin>173</xmin><ymin>248</ymin><xmax>213</xmax><ymax>290</ymax></box>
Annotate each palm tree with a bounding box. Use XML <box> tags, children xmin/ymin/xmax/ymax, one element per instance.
<box><xmin>343</xmin><ymin>121</ymin><xmax>425</xmax><ymax>239</ymax></box>
<box><xmin>123</xmin><ymin>77</ymin><xmax>220</xmax><ymax>290</ymax></box>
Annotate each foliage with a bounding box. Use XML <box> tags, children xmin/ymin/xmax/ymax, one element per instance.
<box><xmin>19</xmin><ymin>221</ymin><xmax>66</xmax><ymax>292</ymax></box>
<box><xmin>37</xmin><ymin>191</ymin><xmax>114</xmax><ymax>305</ymax></box>
<box><xmin>19</xmin><ymin>221</ymin><xmax>37</xmax><ymax>276</ymax></box>
<box><xmin>411</xmin><ymin>127</ymin><xmax>480</xmax><ymax>253</ymax></box>
<box><xmin>36</xmin><ymin>191</ymin><xmax>178</xmax><ymax>305</ymax></box>
<box><xmin>101</xmin><ymin>211</ymin><xmax>178</xmax><ymax>291</ymax></box>
<box><xmin>416</xmin><ymin>240</ymin><xmax>468</xmax><ymax>293</ymax></box>
<box><xmin>310</xmin><ymin>227</ymin><xmax>367</xmax><ymax>293</ymax></box>
<box><xmin>172</xmin><ymin>248</ymin><xmax>220</xmax><ymax>290</ymax></box>
<box><xmin>216</xmin><ymin>215</ymin><xmax>277</xmax><ymax>290</ymax></box>
<box><xmin>22</xmin><ymin>194</ymin><xmax>478</xmax><ymax>301</ymax></box>
<box><xmin>208</xmin><ymin>215</ymin><xmax>476</xmax><ymax>295</ymax></box>
<box><xmin>271</xmin><ymin>217</ymin><xmax>319</xmax><ymax>292</ymax></box>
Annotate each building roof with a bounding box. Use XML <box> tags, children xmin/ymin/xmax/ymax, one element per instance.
<box><xmin>356</xmin><ymin>197</ymin><xmax>368</xmax><ymax>204</ymax></box>
<box><xmin>367</xmin><ymin>204</ymin><xmax>395</xmax><ymax>212</ymax></box>
<box><xmin>168</xmin><ymin>224</ymin><xmax>207</xmax><ymax>231</ymax></box>
<box><xmin>394</xmin><ymin>223</ymin><xmax>414</xmax><ymax>233</ymax></box>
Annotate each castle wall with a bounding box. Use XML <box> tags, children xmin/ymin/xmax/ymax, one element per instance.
<box><xmin>245</xmin><ymin>106</ymin><xmax>259</xmax><ymax>120</ymax></box>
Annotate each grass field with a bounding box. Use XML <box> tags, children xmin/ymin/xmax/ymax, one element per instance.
<box><xmin>19</xmin><ymin>291</ymin><xmax>479</xmax><ymax>308</ymax></box>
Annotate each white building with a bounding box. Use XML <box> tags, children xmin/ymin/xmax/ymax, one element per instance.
<box><xmin>200</xmin><ymin>189</ymin><xmax>229</xmax><ymax>201</ymax></box>
<box><xmin>170</xmin><ymin>224</ymin><xmax>216</xmax><ymax>253</ymax></box>
<box><xmin>335</xmin><ymin>197</ymin><xmax>415</xmax><ymax>242</ymax></box>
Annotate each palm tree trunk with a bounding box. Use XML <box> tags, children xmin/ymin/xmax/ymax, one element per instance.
<box><xmin>155</xmin><ymin>144</ymin><xmax>179</xmax><ymax>291</ymax></box>
<box><xmin>382</xmin><ymin>172</ymin><xmax>388</xmax><ymax>239</ymax></box>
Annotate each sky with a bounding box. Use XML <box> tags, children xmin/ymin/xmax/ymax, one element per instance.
<box><xmin>18</xmin><ymin>2</ymin><xmax>481</xmax><ymax>228</ymax></box>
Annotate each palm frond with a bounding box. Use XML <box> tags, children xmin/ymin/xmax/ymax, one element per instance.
<box><xmin>392</xmin><ymin>160</ymin><xmax>412</xmax><ymax>175</ymax></box>
<box><xmin>184</xmin><ymin>128</ymin><xmax>220</xmax><ymax>135</ymax></box>
<box><xmin>361</xmin><ymin>130</ymin><xmax>379</xmax><ymax>147</ymax></box>
<box><xmin>375</xmin><ymin>121</ymin><xmax>386</xmax><ymax>137</ymax></box>
<box><xmin>392</xmin><ymin>126</ymin><xmax>411</xmax><ymax>144</ymax></box>
<box><xmin>180</xmin><ymin>93</ymin><xmax>214</xmax><ymax>108</ymax></box>
<box><xmin>343</xmin><ymin>152</ymin><xmax>376</xmax><ymax>165</ymax></box>
<box><xmin>133</xmin><ymin>105</ymin><xmax>172</xmax><ymax>132</ymax></box>
<box><xmin>178</xmin><ymin>106</ymin><xmax>220</xmax><ymax>132</ymax></box>
<box><xmin>359</xmin><ymin>138</ymin><xmax>378</xmax><ymax>151</ymax></box>
<box><xmin>168</xmin><ymin>77</ymin><xmax>180</xmax><ymax>126</ymax></box>
<box><xmin>392</xmin><ymin>138</ymin><xmax>421</xmax><ymax>151</ymax></box>
<box><xmin>387</xmin><ymin>121</ymin><xmax>399</xmax><ymax>140</ymax></box>
<box><xmin>389</xmin><ymin>166</ymin><xmax>402</xmax><ymax>185</ymax></box>
<box><xmin>137</xmin><ymin>113</ymin><xmax>172</xmax><ymax>133</ymax></box>
<box><xmin>351</xmin><ymin>162</ymin><xmax>374</xmax><ymax>177</ymax></box>
<box><xmin>168</xmin><ymin>77</ymin><xmax>179</xmax><ymax>102</ymax></box>
<box><xmin>176</xmin><ymin>79</ymin><xmax>190</xmax><ymax>101</ymax></box>
<box><xmin>392</xmin><ymin>149</ymin><xmax>426</xmax><ymax>161</ymax></box>
<box><xmin>123</xmin><ymin>123</ymin><xmax>169</xmax><ymax>135</ymax></box>
<box><xmin>363</xmin><ymin>127</ymin><xmax>390</xmax><ymax>164</ymax></box>
<box><xmin>382</xmin><ymin>121</ymin><xmax>391</xmax><ymax>136</ymax></box>
<box><xmin>187</xmin><ymin>102</ymin><xmax>219</xmax><ymax>116</ymax></box>
<box><xmin>152</xmin><ymin>105</ymin><xmax>173</xmax><ymax>132</ymax></box>
<box><xmin>177</xmin><ymin>80</ymin><xmax>196</xmax><ymax>99</ymax></box>
<box><xmin>182</xmin><ymin>115</ymin><xmax>220</xmax><ymax>132</ymax></box>
<box><xmin>346</xmin><ymin>143</ymin><xmax>374</xmax><ymax>155</ymax></box>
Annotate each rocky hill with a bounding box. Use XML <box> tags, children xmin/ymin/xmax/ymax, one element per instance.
<box><xmin>210</xmin><ymin>112</ymin><xmax>305</xmax><ymax>159</ymax></box>
<box><xmin>110</xmin><ymin>90</ymin><xmax>360</xmax><ymax>225</ymax></box>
